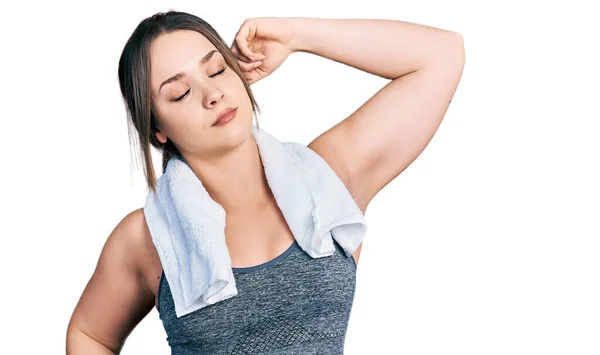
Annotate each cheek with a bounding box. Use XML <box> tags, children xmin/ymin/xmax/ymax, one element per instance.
<box><xmin>152</xmin><ymin>103</ymin><xmax>185</xmax><ymax>134</ymax></box>
<box><xmin>152</xmin><ymin>100</ymin><xmax>169</xmax><ymax>118</ymax></box>
<box><xmin>155</xmin><ymin>98</ymin><xmax>191</xmax><ymax>120</ymax></box>
<box><xmin>230</xmin><ymin>77</ymin><xmax>251</xmax><ymax>104</ymax></box>
<box><xmin>226</xmin><ymin>71</ymin><xmax>245</xmax><ymax>90</ymax></box>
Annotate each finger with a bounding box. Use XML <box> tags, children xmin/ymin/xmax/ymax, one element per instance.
<box><xmin>246</xmin><ymin>67</ymin><xmax>269</xmax><ymax>85</ymax></box>
<box><xmin>246</xmin><ymin>71</ymin><xmax>258</xmax><ymax>84</ymax></box>
<box><xmin>229</xmin><ymin>42</ymin><xmax>241</xmax><ymax>59</ymax></box>
<box><xmin>238</xmin><ymin>60</ymin><xmax>262</xmax><ymax>72</ymax></box>
<box><xmin>235</xmin><ymin>22</ymin><xmax>258</xmax><ymax>60</ymax></box>
<box><xmin>235</xmin><ymin>36</ymin><xmax>256</xmax><ymax>61</ymax></box>
<box><xmin>231</xmin><ymin>42</ymin><xmax>255</xmax><ymax>64</ymax></box>
<box><xmin>244</xmin><ymin>68</ymin><xmax>257</xmax><ymax>84</ymax></box>
<box><xmin>233</xmin><ymin>49</ymin><xmax>252</xmax><ymax>63</ymax></box>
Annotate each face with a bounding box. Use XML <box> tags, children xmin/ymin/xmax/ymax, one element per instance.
<box><xmin>149</xmin><ymin>30</ymin><xmax>253</xmax><ymax>158</ymax></box>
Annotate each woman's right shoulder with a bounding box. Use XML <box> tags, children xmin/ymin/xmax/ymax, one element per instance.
<box><xmin>67</xmin><ymin>208</ymin><xmax>158</xmax><ymax>351</ymax></box>
<box><xmin>118</xmin><ymin>208</ymin><xmax>150</xmax><ymax>244</ymax></box>
<box><xmin>92</xmin><ymin>207</ymin><xmax>162</xmax><ymax>306</ymax></box>
<box><xmin>105</xmin><ymin>208</ymin><xmax>148</xmax><ymax>260</ymax></box>
<box><xmin>117</xmin><ymin>208</ymin><xmax>159</xmax><ymax>269</ymax></box>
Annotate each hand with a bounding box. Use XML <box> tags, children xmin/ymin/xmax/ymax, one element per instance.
<box><xmin>230</xmin><ymin>17</ymin><xmax>296</xmax><ymax>85</ymax></box>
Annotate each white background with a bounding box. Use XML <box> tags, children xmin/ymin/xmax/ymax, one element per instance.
<box><xmin>1</xmin><ymin>1</ymin><xmax>599</xmax><ymax>354</ymax></box>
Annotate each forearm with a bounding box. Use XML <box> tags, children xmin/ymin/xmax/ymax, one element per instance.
<box><xmin>288</xmin><ymin>17</ymin><xmax>462</xmax><ymax>80</ymax></box>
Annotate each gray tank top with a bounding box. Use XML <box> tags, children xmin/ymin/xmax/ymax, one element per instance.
<box><xmin>156</xmin><ymin>234</ymin><xmax>357</xmax><ymax>354</ymax></box>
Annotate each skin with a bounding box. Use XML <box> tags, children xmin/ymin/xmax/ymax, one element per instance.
<box><xmin>66</xmin><ymin>31</ymin><xmax>310</xmax><ymax>353</ymax></box>
<box><xmin>149</xmin><ymin>30</ymin><xmax>300</xmax><ymax>287</ymax></box>
<box><xmin>67</xmin><ymin>19</ymin><xmax>464</xmax><ymax>353</ymax></box>
<box><xmin>151</xmin><ymin>30</ymin><xmax>271</xmax><ymax>210</ymax></box>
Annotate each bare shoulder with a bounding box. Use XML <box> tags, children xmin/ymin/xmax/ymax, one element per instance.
<box><xmin>122</xmin><ymin>208</ymin><xmax>150</xmax><ymax>242</ymax></box>
<box><xmin>127</xmin><ymin>208</ymin><xmax>163</xmax><ymax>301</ymax></box>
<box><xmin>66</xmin><ymin>208</ymin><xmax>158</xmax><ymax>352</ymax></box>
<box><xmin>112</xmin><ymin>208</ymin><xmax>161</xmax><ymax>274</ymax></box>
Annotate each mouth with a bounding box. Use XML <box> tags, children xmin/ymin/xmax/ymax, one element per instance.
<box><xmin>212</xmin><ymin>107</ymin><xmax>238</xmax><ymax>127</ymax></box>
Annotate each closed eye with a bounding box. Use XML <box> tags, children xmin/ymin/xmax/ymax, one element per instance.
<box><xmin>173</xmin><ymin>68</ymin><xmax>227</xmax><ymax>102</ymax></box>
<box><xmin>174</xmin><ymin>89</ymin><xmax>190</xmax><ymax>102</ymax></box>
<box><xmin>210</xmin><ymin>68</ymin><xmax>226</xmax><ymax>77</ymax></box>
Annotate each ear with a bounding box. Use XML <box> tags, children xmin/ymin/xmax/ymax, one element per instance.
<box><xmin>155</xmin><ymin>129</ymin><xmax>168</xmax><ymax>144</ymax></box>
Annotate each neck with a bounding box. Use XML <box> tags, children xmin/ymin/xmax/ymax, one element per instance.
<box><xmin>184</xmin><ymin>135</ymin><xmax>272</xmax><ymax>212</ymax></box>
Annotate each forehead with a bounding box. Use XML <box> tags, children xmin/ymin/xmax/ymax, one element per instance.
<box><xmin>150</xmin><ymin>30</ymin><xmax>217</xmax><ymax>89</ymax></box>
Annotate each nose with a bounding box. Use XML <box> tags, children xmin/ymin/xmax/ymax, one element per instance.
<box><xmin>202</xmin><ymin>84</ymin><xmax>225</xmax><ymax>109</ymax></box>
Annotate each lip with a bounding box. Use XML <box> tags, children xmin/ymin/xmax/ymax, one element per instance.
<box><xmin>213</xmin><ymin>107</ymin><xmax>238</xmax><ymax>126</ymax></box>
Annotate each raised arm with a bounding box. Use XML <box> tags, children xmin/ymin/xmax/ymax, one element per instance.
<box><xmin>289</xmin><ymin>18</ymin><xmax>465</xmax><ymax>264</ymax></box>
<box><xmin>294</xmin><ymin>18</ymin><xmax>465</xmax><ymax>210</ymax></box>
<box><xmin>66</xmin><ymin>210</ymin><xmax>156</xmax><ymax>354</ymax></box>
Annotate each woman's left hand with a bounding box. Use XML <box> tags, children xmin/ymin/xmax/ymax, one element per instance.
<box><xmin>230</xmin><ymin>17</ymin><xmax>297</xmax><ymax>85</ymax></box>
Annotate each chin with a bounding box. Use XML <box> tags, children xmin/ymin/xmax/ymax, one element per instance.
<box><xmin>216</xmin><ymin>112</ymin><xmax>254</xmax><ymax>142</ymax></box>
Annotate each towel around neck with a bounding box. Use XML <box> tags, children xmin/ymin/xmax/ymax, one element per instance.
<box><xmin>143</xmin><ymin>124</ymin><xmax>367</xmax><ymax>317</ymax></box>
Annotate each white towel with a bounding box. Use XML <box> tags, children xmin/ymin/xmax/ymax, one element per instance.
<box><xmin>143</xmin><ymin>124</ymin><xmax>367</xmax><ymax>318</ymax></box>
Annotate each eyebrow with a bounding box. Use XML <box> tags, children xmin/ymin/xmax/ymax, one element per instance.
<box><xmin>158</xmin><ymin>49</ymin><xmax>219</xmax><ymax>94</ymax></box>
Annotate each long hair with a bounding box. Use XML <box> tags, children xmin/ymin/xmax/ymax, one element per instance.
<box><xmin>118</xmin><ymin>10</ymin><xmax>261</xmax><ymax>195</ymax></box>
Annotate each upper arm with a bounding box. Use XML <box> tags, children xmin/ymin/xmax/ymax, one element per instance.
<box><xmin>67</xmin><ymin>209</ymin><xmax>155</xmax><ymax>353</ymax></box>
<box><xmin>308</xmin><ymin>34</ymin><xmax>464</xmax><ymax>267</ymax></box>
<box><xmin>309</xmin><ymin>34</ymin><xmax>465</xmax><ymax>212</ymax></box>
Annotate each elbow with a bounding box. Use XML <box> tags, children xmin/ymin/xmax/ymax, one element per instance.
<box><xmin>444</xmin><ymin>32</ymin><xmax>465</xmax><ymax>68</ymax></box>
<box><xmin>426</xmin><ymin>31</ymin><xmax>465</xmax><ymax>69</ymax></box>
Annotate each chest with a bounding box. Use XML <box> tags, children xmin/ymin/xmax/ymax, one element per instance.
<box><xmin>140</xmin><ymin>203</ymin><xmax>295</xmax><ymax>309</ymax></box>
<box><xmin>157</xmin><ymin>237</ymin><xmax>356</xmax><ymax>354</ymax></box>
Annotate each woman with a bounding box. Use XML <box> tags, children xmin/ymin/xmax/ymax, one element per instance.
<box><xmin>66</xmin><ymin>10</ymin><xmax>464</xmax><ymax>354</ymax></box>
